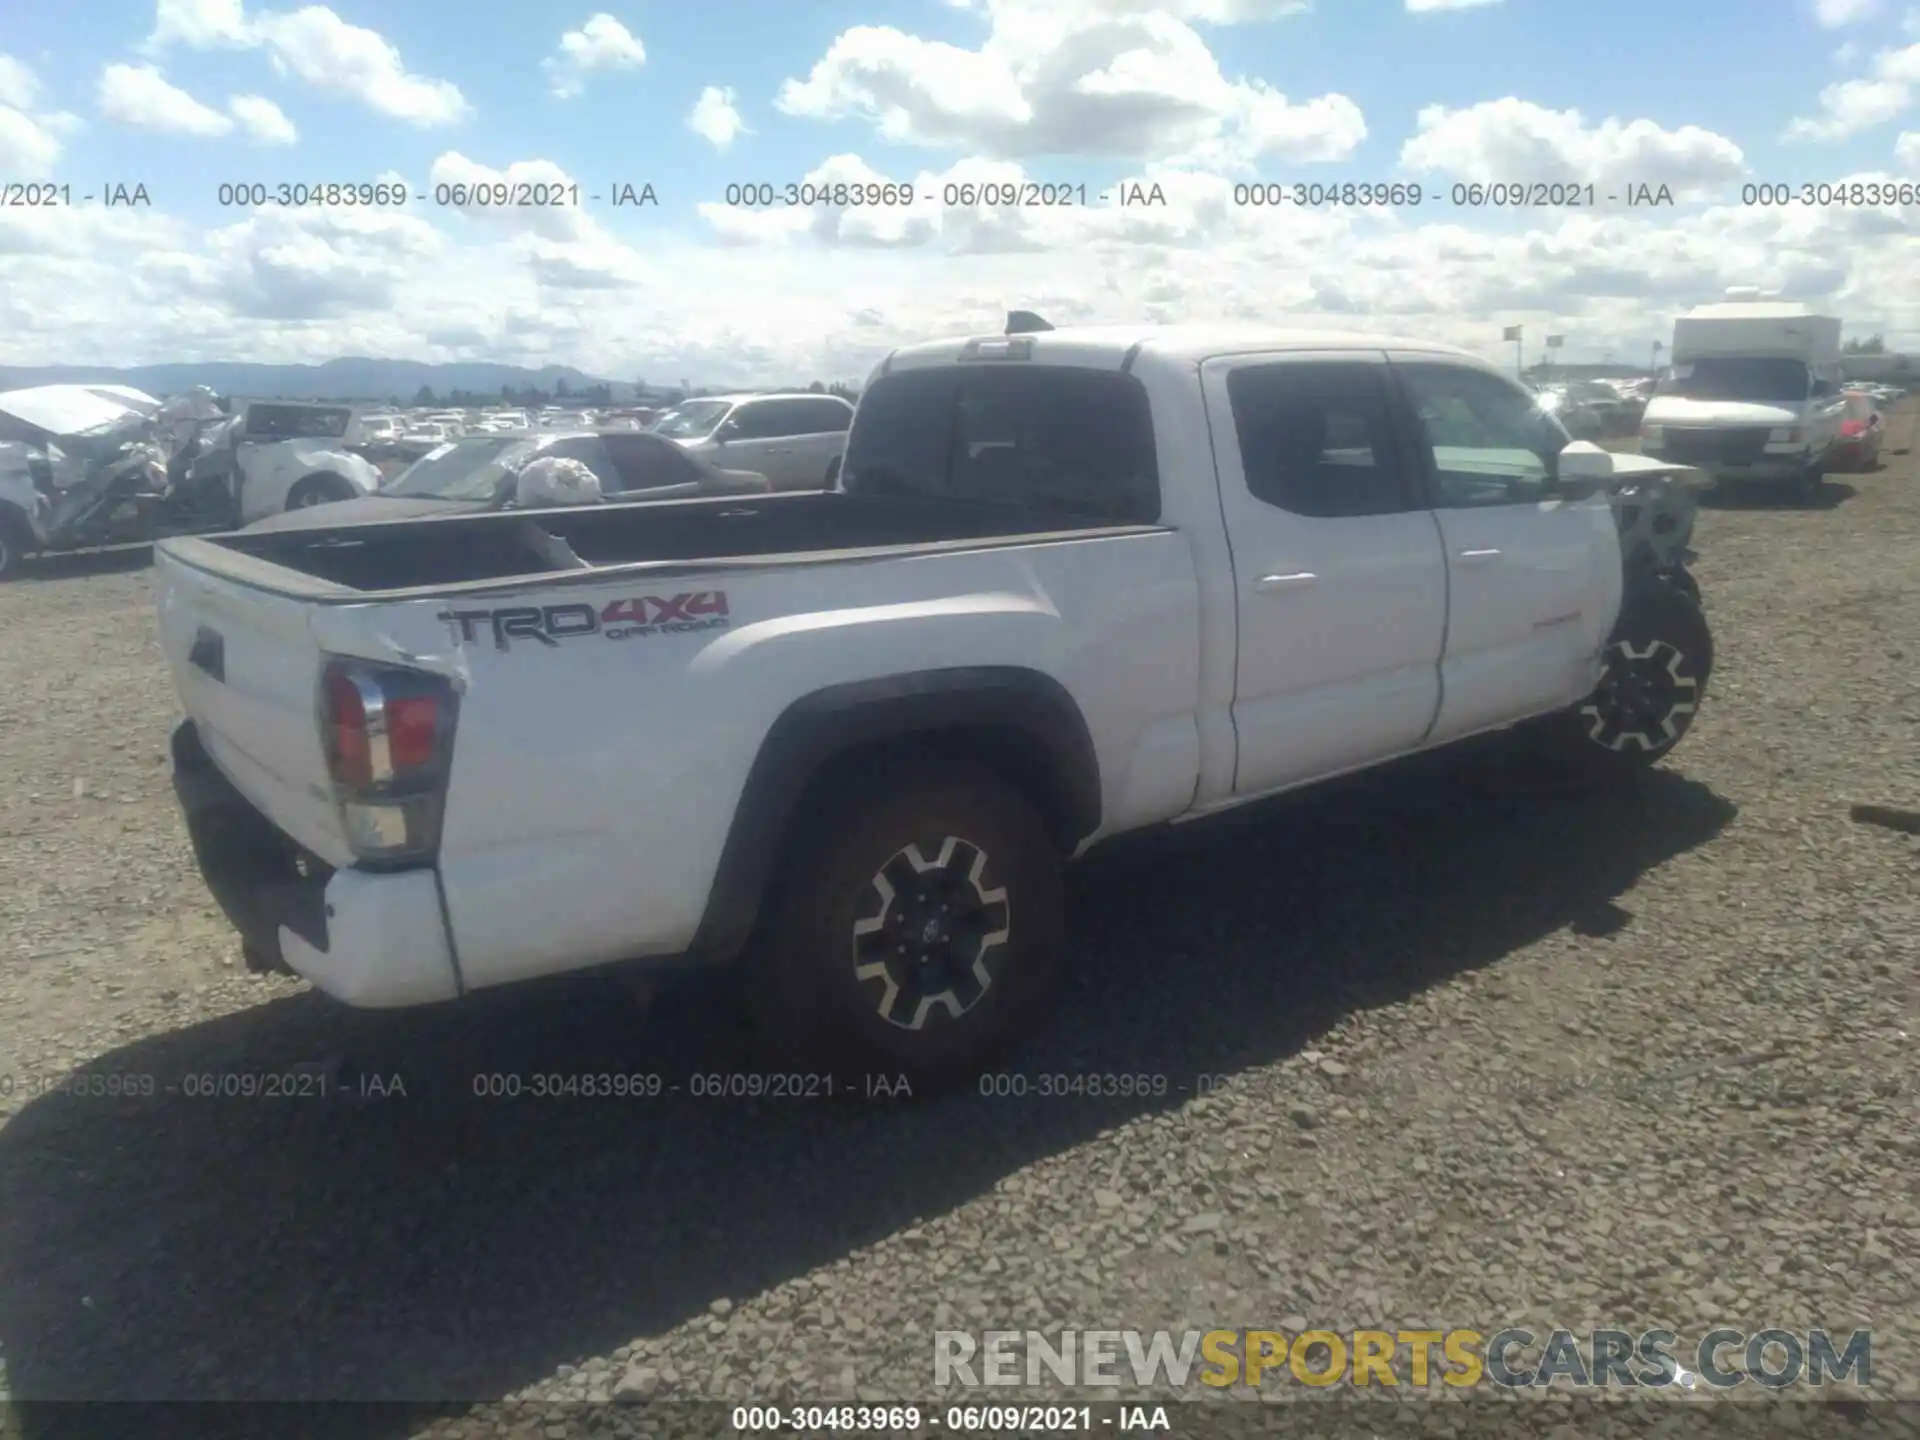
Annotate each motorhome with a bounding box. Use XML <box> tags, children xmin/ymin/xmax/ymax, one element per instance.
<box><xmin>1638</xmin><ymin>296</ymin><xmax>1847</xmax><ymax>503</ymax></box>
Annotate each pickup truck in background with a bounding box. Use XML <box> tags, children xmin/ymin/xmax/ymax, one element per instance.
<box><xmin>154</xmin><ymin>320</ymin><xmax>1714</xmax><ymax>1086</ymax></box>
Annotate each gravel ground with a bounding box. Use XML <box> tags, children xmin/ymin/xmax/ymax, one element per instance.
<box><xmin>0</xmin><ymin>412</ymin><xmax>1915</xmax><ymax>1440</ymax></box>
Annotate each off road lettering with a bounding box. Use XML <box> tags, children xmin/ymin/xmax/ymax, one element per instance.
<box><xmin>438</xmin><ymin>592</ymin><xmax>731</xmax><ymax>649</ymax></box>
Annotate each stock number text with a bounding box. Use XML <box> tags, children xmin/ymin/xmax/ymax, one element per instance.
<box><xmin>724</xmin><ymin>182</ymin><xmax>917</xmax><ymax>207</ymax></box>
<box><xmin>1235</xmin><ymin>181</ymin><xmax>1423</xmax><ymax>207</ymax></box>
<box><xmin>217</xmin><ymin>182</ymin><xmax>410</xmax><ymax>208</ymax></box>
<box><xmin>1743</xmin><ymin>181</ymin><xmax>1917</xmax><ymax>207</ymax></box>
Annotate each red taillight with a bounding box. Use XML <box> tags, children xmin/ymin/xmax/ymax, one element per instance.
<box><xmin>319</xmin><ymin>659</ymin><xmax>459</xmax><ymax>864</ymax></box>
<box><xmin>386</xmin><ymin>694</ymin><xmax>441</xmax><ymax>769</ymax></box>
<box><xmin>320</xmin><ymin>660</ymin><xmax>452</xmax><ymax>791</ymax></box>
<box><xmin>323</xmin><ymin>666</ymin><xmax>373</xmax><ymax>789</ymax></box>
<box><xmin>1840</xmin><ymin>419</ymin><xmax>1866</xmax><ymax>437</ymax></box>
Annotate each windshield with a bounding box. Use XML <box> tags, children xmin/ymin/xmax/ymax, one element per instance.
<box><xmin>1658</xmin><ymin>357</ymin><xmax>1811</xmax><ymax>402</ymax></box>
<box><xmin>380</xmin><ymin>437</ymin><xmax>538</xmax><ymax>500</ymax></box>
<box><xmin>650</xmin><ymin>401</ymin><xmax>732</xmax><ymax>439</ymax></box>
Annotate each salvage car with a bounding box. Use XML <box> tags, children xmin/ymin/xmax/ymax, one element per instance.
<box><xmin>241</xmin><ymin>428</ymin><xmax>770</xmax><ymax>533</ymax></box>
<box><xmin>155</xmin><ymin>318</ymin><xmax>1713</xmax><ymax>1087</ymax></box>
<box><xmin>0</xmin><ymin>388</ymin><xmax>379</xmax><ymax>578</ymax></box>
<box><xmin>1831</xmin><ymin>391</ymin><xmax>1885</xmax><ymax>472</ymax></box>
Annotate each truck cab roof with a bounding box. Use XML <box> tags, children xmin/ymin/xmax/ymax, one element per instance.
<box><xmin>882</xmin><ymin>324</ymin><xmax>1486</xmax><ymax>374</ymax></box>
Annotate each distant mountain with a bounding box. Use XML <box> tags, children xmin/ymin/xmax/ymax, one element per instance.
<box><xmin>0</xmin><ymin>357</ymin><xmax>660</xmax><ymax>403</ymax></box>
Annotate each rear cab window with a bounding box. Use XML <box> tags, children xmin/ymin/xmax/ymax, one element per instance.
<box><xmin>841</xmin><ymin>365</ymin><xmax>1160</xmax><ymax>522</ymax></box>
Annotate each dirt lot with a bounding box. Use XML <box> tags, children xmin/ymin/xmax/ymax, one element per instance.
<box><xmin>0</xmin><ymin>416</ymin><xmax>1915</xmax><ymax>1439</ymax></box>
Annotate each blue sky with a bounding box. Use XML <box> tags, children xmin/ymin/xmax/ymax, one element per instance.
<box><xmin>2</xmin><ymin>0</ymin><xmax>1916</xmax><ymax>382</ymax></box>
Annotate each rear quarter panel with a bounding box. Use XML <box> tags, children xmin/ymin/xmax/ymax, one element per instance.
<box><xmin>429</xmin><ymin>531</ymin><xmax>1202</xmax><ymax>990</ymax></box>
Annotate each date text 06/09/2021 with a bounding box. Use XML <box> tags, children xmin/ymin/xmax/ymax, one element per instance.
<box><xmin>1225</xmin><ymin>181</ymin><xmax>1677</xmax><ymax>209</ymax></box>
<box><xmin>728</xmin><ymin>1404</ymin><xmax>1170</xmax><ymax>1433</ymax></box>
<box><xmin>205</xmin><ymin>181</ymin><xmax>660</xmax><ymax>208</ymax></box>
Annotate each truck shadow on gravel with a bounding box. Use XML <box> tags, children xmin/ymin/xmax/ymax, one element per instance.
<box><xmin>1698</xmin><ymin>479</ymin><xmax>1859</xmax><ymax>511</ymax></box>
<box><xmin>0</xmin><ymin>751</ymin><xmax>1735</xmax><ymax>1437</ymax></box>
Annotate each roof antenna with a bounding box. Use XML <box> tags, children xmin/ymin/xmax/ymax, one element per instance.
<box><xmin>1006</xmin><ymin>310</ymin><xmax>1054</xmax><ymax>335</ymax></box>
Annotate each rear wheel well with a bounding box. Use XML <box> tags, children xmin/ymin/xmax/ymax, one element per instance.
<box><xmin>287</xmin><ymin>472</ymin><xmax>358</xmax><ymax>508</ymax></box>
<box><xmin>785</xmin><ymin>724</ymin><xmax>1085</xmax><ymax>859</ymax></box>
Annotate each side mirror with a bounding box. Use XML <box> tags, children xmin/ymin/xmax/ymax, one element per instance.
<box><xmin>1554</xmin><ymin>440</ymin><xmax>1614</xmax><ymax>500</ymax></box>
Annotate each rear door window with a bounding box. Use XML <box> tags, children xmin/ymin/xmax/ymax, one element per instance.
<box><xmin>725</xmin><ymin>403</ymin><xmax>782</xmax><ymax>440</ymax></box>
<box><xmin>540</xmin><ymin>436</ymin><xmax>620</xmax><ymax>490</ymax></box>
<box><xmin>599</xmin><ymin>433</ymin><xmax>703</xmax><ymax>490</ymax></box>
<box><xmin>841</xmin><ymin>366</ymin><xmax>1159</xmax><ymax>522</ymax></box>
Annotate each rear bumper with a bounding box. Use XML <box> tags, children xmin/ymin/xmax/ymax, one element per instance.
<box><xmin>170</xmin><ymin>720</ymin><xmax>461</xmax><ymax>1007</ymax></box>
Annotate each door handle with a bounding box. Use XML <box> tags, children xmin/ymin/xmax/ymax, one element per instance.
<box><xmin>764</xmin><ymin>446</ymin><xmax>792</xmax><ymax>454</ymax></box>
<box><xmin>1457</xmin><ymin>548</ymin><xmax>1501</xmax><ymax>566</ymax></box>
<box><xmin>1254</xmin><ymin>572</ymin><xmax>1318</xmax><ymax>592</ymax></box>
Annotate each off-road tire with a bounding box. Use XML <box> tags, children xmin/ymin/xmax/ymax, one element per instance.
<box><xmin>0</xmin><ymin>504</ymin><xmax>34</xmax><ymax>580</ymax></box>
<box><xmin>1538</xmin><ymin>580</ymin><xmax>1713</xmax><ymax>779</ymax></box>
<box><xmin>742</xmin><ymin>760</ymin><xmax>1064</xmax><ymax>1092</ymax></box>
<box><xmin>286</xmin><ymin>473</ymin><xmax>358</xmax><ymax>510</ymax></box>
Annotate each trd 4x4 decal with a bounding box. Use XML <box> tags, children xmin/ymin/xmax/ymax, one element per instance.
<box><xmin>439</xmin><ymin>592</ymin><xmax>730</xmax><ymax>650</ymax></box>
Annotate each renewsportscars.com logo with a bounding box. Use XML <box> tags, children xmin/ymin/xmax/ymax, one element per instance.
<box><xmin>439</xmin><ymin>592</ymin><xmax>731</xmax><ymax>650</ymax></box>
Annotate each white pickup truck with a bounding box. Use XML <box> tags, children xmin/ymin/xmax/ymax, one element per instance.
<box><xmin>155</xmin><ymin>321</ymin><xmax>1714</xmax><ymax>1085</ymax></box>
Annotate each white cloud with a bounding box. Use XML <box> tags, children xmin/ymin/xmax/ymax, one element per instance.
<box><xmin>422</xmin><ymin>152</ymin><xmax>655</xmax><ymax>293</ymax></box>
<box><xmin>1406</xmin><ymin>0</ymin><xmax>1503</xmax><ymax>10</ymax></box>
<box><xmin>776</xmin><ymin>5</ymin><xmax>1361</xmax><ymax>168</ymax></box>
<box><xmin>1785</xmin><ymin>41</ymin><xmax>1920</xmax><ymax>138</ymax></box>
<box><xmin>148</xmin><ymin>0</ymin><xmax>252</xmax><ymax>48</ymax></box>
<box><xmin>98</xmin><ymin>62</ymin><xmax>235</xmax><ymax>137</ymax></box>
<box><xmin>1400</xmin><ymin>99</ymin><xmax>1747</xmax><ymax>195</ymax></box>
<box><xmin>142</xmin><ymin>1</ymin><xmax>470</xmax><ymax>125</ymax></box>
<box><xmin>948</xmin><ymin>0</ymin><xmax>1313</xmax><ymax>20</ymax></box>
<box><xmin>0</xmin><ymin>56</ymin><xmax>78</xmax><ymax>172</ymax></box>
<box><xmin>229</xmin><ymin>92</ymin><xmax>297</xmax><ymax>143</ymax></box>
<box><xmin>543</xmin><ymin>14</ymin><xmax>646</xmax><ymax>99</ymax></box>
<box><xmin>688</xmin><ymin>86</ymin><xmax>747</xmax><ymax>150</ymax></box>
<box><xmin>1784</xmin><ymin>77</ymin><xmax>1910</xmax><ymax>139</ymax></box>
<box><xmin>1896</xmin><ymin>128</ymin><xmax>1920</xmax><ymax>163</ymax></box>
<box><xmin>1813</xmin><ymin>0</ymin><xmax>1880</xmax><ymax>23</ymax></box>
<box><xmin>1882</xmin><ymin>40</ymin><xmax>1920</xmax><ymax>81</ymax></box>
<box><xmin>0</xmin><ymin>54</ymin><xmax>44</xmax><ymax>110</ymax></box>
<box><xmin>0</xmin><ymin>106</ymin><xmax>66</xmax><ymax>172</ymax></box>
<box><xmin>254</xmin><ymin>8</ymin><xmax>470</xmax><ymax>125</ymax></box>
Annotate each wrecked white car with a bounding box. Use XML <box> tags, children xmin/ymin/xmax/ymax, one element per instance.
<box><xmin>0</xmin><ymin>388</ymin><xmax>381</xmax><ymax>578</ymax></box>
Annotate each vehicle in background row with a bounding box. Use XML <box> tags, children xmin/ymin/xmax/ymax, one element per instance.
<box><xmin>1608</xmin><ymin>377</ymin><xmax>1657</xmax><ymax>430</ymax></box>
<box><xmin>154</xmin><ymin>317</ymin><xmax>1712</xmax><ymax>1087</ymax></box>
<box><xmin>0</xmin><ymin>389</ymin><xmax>379</xmax><ymax>577</ymax></box>
<box><xmin>1533</xmin><ymin>385</ymin><xmax>1606</xmax><ymax>439</ymax></box>
<box><xmin>1831</xmin><ymin>391</ymin><xmax>1885</xmax><ymax>472</ymax></box>
<box><xmin>1638</xmin><ymin>299</ymin><xmax>1847</xmax><ymax>504</ymax></box>
<box><xmin>651</xmin><ymin>392</ymin><xmax>855</xmax><ymax>490</ymax></box>
<box><xmin>396</xmin><ymin>421</ymin><xmax>458</xmax><ymax>459</ymax></box>
<box><xmin>241</xmin><ymin>427</ymin><xmax>770</xmax><ymax>532</ymax></box>
<box><xmin>356</xmin><ymin>415</ymin><xmax>404</xmax><ymax>458</ymax></box>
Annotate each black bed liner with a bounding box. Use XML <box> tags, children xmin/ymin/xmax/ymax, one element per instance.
<box><xmin>167</xmin><ymin>491</ymin><xmax>1166</xmax><ymax>598</ymax></box>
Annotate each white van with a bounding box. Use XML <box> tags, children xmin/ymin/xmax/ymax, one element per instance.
<box><xmin>1638</xmin><ymin>299</ymin><xmax>1848</xmax><ymax>503</ymax></box>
